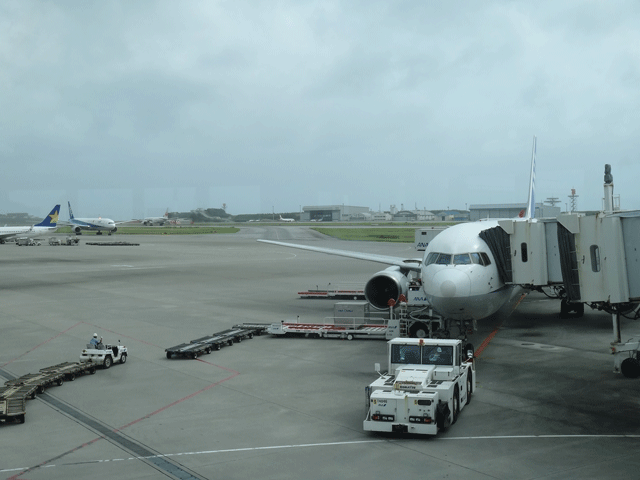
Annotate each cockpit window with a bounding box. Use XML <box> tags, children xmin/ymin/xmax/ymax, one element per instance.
<box><xmin>453</xmin><ymin>254</ymin><xmax>471</xmax><ymax>265</ymax></box>
<box><xmin>480</xmin><ymin>252</ymin><xmax>491</xmax><ymax>265</ymax></box>
<box><xmin>425</xmin><ymin>252</ymin><xmax>439</xmax><ymax>266</ymax></box>
<box><xmin>436</xmin><ymin>253</ymin><xmax>452</xmax><ymax>265</ymax></box>
<box><xmin>470</xmin><ymin>252</ymin><xmax>483</xmax><ymax>265</ymax></box>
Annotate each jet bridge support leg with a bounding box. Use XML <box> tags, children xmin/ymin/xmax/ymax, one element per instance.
<box><xmin>612</xmin><ymin>312</ymin><xmax>621</xmax><ymax>345</ymax></box>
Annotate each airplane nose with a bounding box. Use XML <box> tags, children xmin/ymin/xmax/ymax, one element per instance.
<box><xmin>432</xmin><ymin>269</ymin><xmax>471</xmax><ymax>298</ymax></box>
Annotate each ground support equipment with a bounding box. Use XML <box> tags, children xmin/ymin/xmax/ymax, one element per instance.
<box><xmin>165</xmin><ymin>326</ymin><xmax>265</xmax><ymax>359</ymax></box>
<box><xmin>267</xmin><ymin>322</ymin><xmax>389</xmax><ymax>340</ymax></box>
<box><xmin>1</xmin><ymin>361</ymin><xmax>97</xmax><ymax>424</ymax></box>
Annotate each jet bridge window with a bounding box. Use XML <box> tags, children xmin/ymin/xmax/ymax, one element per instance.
<box><xmin>590</xmin><ymin>245</ymin><xmax>601</xmax><ymax>272</ymax></box>
<box><xmin>422</xmin><ymin>345</ymin><xmax>453</xmax><ymax>366</ymax></box>
<box><xmin>391</xmin><ymin>345</ymin><xmax>421</xmax><ymax>364</ymax></box>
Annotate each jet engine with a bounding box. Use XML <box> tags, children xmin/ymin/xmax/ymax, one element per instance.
<box><xmin>364</xmin><ymin>266</ymin><xmax>410</xmax><ymax>309</ymax></box>
<box><xmin>73</xmin><ymin>226</ymin><xmax>82</xmax><ymax>234</ymax></box>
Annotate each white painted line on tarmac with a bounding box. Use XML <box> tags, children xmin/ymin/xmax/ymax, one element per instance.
<box><xmin>5</xmin><ymin>436</ymin><xmax>640</xmax><ymax>473</ymax></box>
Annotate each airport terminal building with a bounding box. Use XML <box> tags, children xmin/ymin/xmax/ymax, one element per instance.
<box><xmin>300</xmin><ymin>205</ymin><xmax>371</xmax><ymax>222</ymax></box>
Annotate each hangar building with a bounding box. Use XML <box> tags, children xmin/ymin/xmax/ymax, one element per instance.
<box><xmin>300</xmin><ymin>205</ymin><xmax>370</xmax><ymax>222</ymax></box>
<box><xmin>469</xmin><ymin>203</ymin><xmax>561</xmax><ymax>221</ymax></box>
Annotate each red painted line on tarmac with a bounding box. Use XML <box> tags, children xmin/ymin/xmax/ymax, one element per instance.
<box><xmin>475</xmin><ymin>324</ymin><xmax>501</xmax><ymax>359</ymax></box>
<box><xmin>0</xmin><ymin>322</ymin><xmax>83</xmax><ymax>369</ymax></box>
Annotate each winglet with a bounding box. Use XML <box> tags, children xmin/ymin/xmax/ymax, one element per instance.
<box><xmin>525</xmin><ymin>136</ymin><xmax>537</xmax><ymax>219</ymax></box>
<box><xmin>35</xmin><ymin>204</ymin><xmax>61</xmax><ymax>227</ymax></box>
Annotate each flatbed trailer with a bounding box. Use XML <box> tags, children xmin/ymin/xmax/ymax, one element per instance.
<box><xmin>1</xmin><ymin>361</ymin><xmax>97</xmax><ymax>424</ymax></box>
<box><xmin>165</xmin><ymin>326</ymin><xmax>265</xmax><ymax>359</ymax></box>
<box><xmin>267</xmin><ymin>321</ymin><xmax>390</xmax><ymax>340</ymax></box>
<box><xmin>298</xmin><ymin>286</ymin><xmax>365</xmax><ymax>299</ymax></box>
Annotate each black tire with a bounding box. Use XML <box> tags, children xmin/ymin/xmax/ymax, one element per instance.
<box><xmin>89</xmin><ymin>366</ymin><xmax>96</xmax><ymax>374</ymax></box>
<box><xmin>18</xmin><ymin>414</ymin><xmax>25</xmax><ymax>424</ymax></box>
<box><xmin>436</xmin><ymin>402</ymin><xmax>451</xmax><ymax>432</ymax></box>
<box><xmin>236</xmin><ymin>337</ymin><xmax>242</xmax><ymax>343</ymax></box>
<box><xmin>56</xmin><ymin>378</ymin><xmax>63</xmax><ymax>386</ymax></box>
<box><xmin>452</xmin><ymin>387</ymin><xmax>460</xmax><ymax>424</ymax></box>
<box><xmin>67</xmin><ymin>373</ymin><xmax>75</xmax><ymax>381</ymax></box>
<box><xmin>103</xmin><ymin>355</ymin><xmax>113</xmax><ymax>369</ymax></box>
<box><xmin>248</xmin><ymin>332</ymin><xmax>254</xmax><ymax>339</ymax></box>
<box><xmin>214</xmin><ymin>344</ymin><xmax>220</xmax><ymax>351</ymax></box>
<box><xmin>621</xmin><ymin>358</ymin><xmax>640</xmax><ymax>378</ymax></box>
<box><xmin>37</xmin><ymin>385</ymin><xmax>45</xmax><ymax>394</ymax></box>
<box><xmin>166</xmin><ymin>352</ymin><xmax>172</xmax><ymax>359</ymax></box>
<box><xmin>206</xmin><ymin>347</ymin><xmax>212</xmax><ymax>354</ymax></box>
<box><xmin>120</xmin><ymin>354</ymin><xmax>127</xmax><ymax>364</ymax></box>
<box><xmin>466</xmin><ymin>373</ymin><xmax>473</xmax><ymax>405</ymax></box>
<box><xmin>192</xmin><ymin>352</ymin><xmax>198</xmax><ymax>359</ymax></box>
<box><xmin>409</xmin><ymin>322</ymin><xmax>429</xmax><ymax>338</ymax></box>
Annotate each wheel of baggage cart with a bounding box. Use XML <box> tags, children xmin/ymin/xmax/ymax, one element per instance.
<box><xmin>120</xmin><ymin>354</ymin><xmax>127</xmax><ymax>364</ymax></box>
<box><xmin>67</xmin><ymin>372</ymin><xmax>76</xmax><ymax>381</ymax></box>
<box><xmin>30</xmin><ymin>390</ymin><xmax>37</xmax><ymax>399</ymax></box>
<box><xmin>103</xmin><ymin>355</ymin><xmax>113</xmax><ymax>369</ymax></box>
<box><xmin>89</xmin><ymin>366</ymin><xmax>96</xmax><ymax>374</ymax></box>
<box><xmin>206</xmin><ymin>347</ymin><xmax>212</xmax><ymax>354</ymax></box>
<box><xmin>37</xmin><ymin>385</ymin><xmax>45</xmax><ymax>395</ymax></box>
<box><xmin>236</xmin><ymin>336</ymin><xmax>242</xmax><ymax>343</ymax></box>
<box><xmin>214</xmin><ymin>344</ymin><xmax>220</xmax><ymax>351</ymax></box>
<box><xmin>18</xmin><ymin>414</ymin><xmax>25</xmax><ymax>424</ymax></box>
<box><xmin>166</xmin><ymin>352</ymin><xmax>172</xmax><ymax>359</ymax></box>
<box><xmin>56</xmin><ymin>377</ymin><xmax>64</xmax><ymax>386</ymax></box>
<box><xmin>192</xmin><ymin>352</ymin><xmax>198</xmax><ymax>359</ymax></box>
<box><xmin>347</xmin><ymin>334</ymin><xmax>353</xmax><ymax>341</ymax></box>
<box><xmin>248</xmin><ymin>332</ymin><xmax>254</xmax><ymax>339</ymax></box>
<box><xmin>621</xmin><ymin>357</ymin><xmax>640</xmax><ymax>378</ymax></box>
<box><xmin>227</xmin><ymin>340</ymin><xmax>233</xmax><ymax>346</ymax></box>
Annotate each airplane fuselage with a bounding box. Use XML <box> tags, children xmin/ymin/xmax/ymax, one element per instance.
<box><xmin>71</xmin><ymin>218</ymin><xmax>117</xmax><ymax>232</ymax></box>
<box><xmin>420</xmin><ymin>221</ymin><xmax>514</xmax><ymax>321</ymax></box>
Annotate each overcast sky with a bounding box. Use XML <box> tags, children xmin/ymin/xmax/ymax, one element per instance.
<box><xmin>2</xmin><ymin>1</ymin><xmax>639</xmax><ymax>220</ymax></box>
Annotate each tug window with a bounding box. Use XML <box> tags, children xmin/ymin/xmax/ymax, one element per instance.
<box><xmin>590</xmin><ymin>245</ymin><xmax>601</xmax><ymax>272</ymax></box>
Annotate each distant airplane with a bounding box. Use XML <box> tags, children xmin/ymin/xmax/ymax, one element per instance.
<box><xmin>279</xmin><ymin>215</ymin><xmax>295</xmax><ymax>223</ymax></box>
<box><xmin>0</xmin><ymin>204</ymin><xmax>61</xmax><ymax>244</ymax></box>
<box><xmin>260</xmin><ymin>137</ymin><xmax>540</xmax><ymax>337</ymax></box>
<box><xmin>142</xmin><ymin>209</ymin><xmax>169</xmax><ymax>226</ymax></box>
<box><xmin>63</xmin><ymin>201</ymin><xmax>118</xmax><ymax>235</ymax></box>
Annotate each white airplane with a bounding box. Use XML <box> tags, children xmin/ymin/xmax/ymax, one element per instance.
<box><xmin>142</xmin><ymin>209</ymin><xmax>169</xmax><ymax>226</ymax></box>
<box><xmin>279</xmin><ymin>215</ymin><xmax>295</xmax><ymax>223</ymax></box>
<box><xmin>259</xmin><ymin>138</ymin><xmax>539</xmax><ymax>334</ymax></box>
<box><xmin>63</xmin><ymin>201</ymin><xmax>118</xmax><ymax>235</ymax></box>
<box><xmin>0</xmin><ymin>204</ymin><xmax>61</xmax><ymax>244</ymax></box>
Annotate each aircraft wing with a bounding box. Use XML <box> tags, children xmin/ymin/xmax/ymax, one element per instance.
<box><xmin>257</xmin><ymin>239</ymin><xmax>422</xmax><ymax>272</ymax></box>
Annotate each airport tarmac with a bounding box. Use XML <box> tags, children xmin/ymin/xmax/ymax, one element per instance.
<box><xmin>1</xmin><ymin>226</ymin><xmax>639</xmax><ymax>480</ymax></box>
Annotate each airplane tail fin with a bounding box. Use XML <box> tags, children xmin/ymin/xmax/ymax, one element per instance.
<box><xmin>35</xmin><ymin>204</ymin><xmax>61</xmax><ymax>227</ymax></box>
<box><xmin>524</xmin><ymin>136</ymin><xmax>537</xmax><ymax>219</ymax></box>
<box><xmin>68</xmin><ymin>201</ymin><xmax>75</xmax><ymax>220</ymax></box>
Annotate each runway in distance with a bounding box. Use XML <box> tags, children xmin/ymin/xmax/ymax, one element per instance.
<box><xmin>62</xmin><ymin>201</ymin><xmax>119</xmax><ymax>235</ymax></box>
<box><xmin>259</xmin><ymin>138</ymin><xmax>539</xmax><ymax>332</ymax></box>
<box><xmin>0</xmin><ymin>204</ymin><xmax>61</xmax><ymax>243</ymax></box>
<box><xmin>279</xmin><ymin>215</ymin><xmax>295</xmax><ymax>223</ymax></box>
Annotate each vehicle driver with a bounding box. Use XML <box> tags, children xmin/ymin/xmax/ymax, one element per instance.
<box><xmin>90</xmin><ymin>333</ymin><xmax>102</xmax><ymax>347</ymax></box>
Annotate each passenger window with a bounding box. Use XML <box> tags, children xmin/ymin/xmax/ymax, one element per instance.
<box><xmin>480</xmin><ymin>252</ymin><xmax>491</xmax><ymax>265</ymax></box>
<box><xmin>470</xmin><ymin>252</ymin><xmax>483</xmax><ymax>265</ymax></box>
<box><xmin>453</xmin><ymin>254</ymin><xmax>472</xmax><ymax>265</ymax></box>
<box><xmin>436</xmin><ymin>253</ymin><xmax>452</xmax><ymax>265</ymax></box>
<box><xmin>521</xmin><ymin>243</ymin><xmax>528</xmax><ymax>262</ymax></box>
<box><xmin>590</xmin><ymin>245</ymin><xmax>601</xmax><ymax>272</ymax></box>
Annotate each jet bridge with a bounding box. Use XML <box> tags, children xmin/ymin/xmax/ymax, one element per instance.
<box><xmin>481</xmin><ymin>165</ymin><xmax>640</xmax><ymax>376</ymax></box>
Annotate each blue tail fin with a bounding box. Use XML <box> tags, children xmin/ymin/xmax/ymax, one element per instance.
<box><xmin>68</xmin><ymin>201</ymin><xmax>75</xmax><ymax>220</ymax></box>
<box><xmin>524</xmin><ymin>136</ymin><xmax>537</xmax><ymax>219</ymax></box>
<box><xmin>35</xmin><ymin>205</ymin><xmax>61</xmax><ymax>227</ymax></box>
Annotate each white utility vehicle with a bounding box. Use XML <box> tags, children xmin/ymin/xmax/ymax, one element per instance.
<box><xmin>364</xmin><ymin>337</ymin><xmax>475</xmax><ymax>434</ymax></box>
<box><xmin>79</xmin><ymin>341</ymin><xmax>127</xmax><ymax>369</ymax></box>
